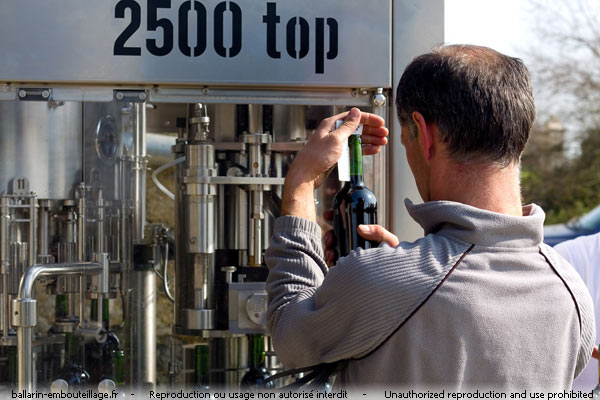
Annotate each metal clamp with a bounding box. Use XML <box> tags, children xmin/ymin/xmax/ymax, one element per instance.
<box><xmin>12</xmin><ymin>298</ymin><xmax>37</xmax><ymax>327</ymax></box>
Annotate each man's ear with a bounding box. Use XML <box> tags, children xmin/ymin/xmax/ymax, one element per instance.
<box><xmin>411</xmin><ymin>111</ymin><xmax>434</xmax><ymax>161</ymax></box>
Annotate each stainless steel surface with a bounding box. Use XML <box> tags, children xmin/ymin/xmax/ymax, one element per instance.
<box><xmin>17</xmin><ymin>326</ymin><xmax>33</xmax><ymax>392</ymax></box>
<box><xmin>123</xmin><ymin>131</ymin><xmax>176</xmax><ymax>166</ymax></box>
<box><xmin>183</xmin><ymin>309</ymin><xmax>215</xmax><ymax>331</ymax></box>
<box><xmin>272</xmin><ymin>105</ymin><xmax>306</xmax><ymax>141</ymax></box>
<box><xmin>0</xmin><ymin>1</ymin><xmax>391</xmax><ymax>87</ymax></box>
<box><xmin>150</xmin><ymin>88</ymin><xmax>375</xmax><ymax>106</ymax></box>
<box><xmin>0</xmin><ymin>100</ymin><xmax>82</xmax><ymax>199</ymax></box>
<box><xmin>248</xmin><ymin>105</ymin><xmax>263</xmax><ymax>135</ymax></box>
<box><xmin>133</xmin><ymin>269</ymin><xmax>156</xmax><ymax>387</ymax></box>
<box><xmin>228</xmin><ymin>283</ymin><xmax>268</xmax><ymax>334</ymax></box>
<box><xmin>1</xmin><ymin>197</ymin><xmax>9</xmax><ymax>337</ymax></box>
<box><xmin>209</xmin><ymin>336</ymin><xmax>248</xmax><ymax>388</ymax></box>
<box><xmin>371</xmin><ymin>91</ymin><xmax>390</xmax><ymax>230</ymax></box>
<box><xmin>132</xmin><ymin>103</ymin><xmax>147</xmax><ymax>244</ymax></box>
<box><xmin>184</xmin><ymin>144</ymin><xmax>217</xmax><ymax>254</ymax></box>
<box><xmin>391</xmin><ymin>0</ymin><xmax>445</xmax><ymax>240</ymax></box>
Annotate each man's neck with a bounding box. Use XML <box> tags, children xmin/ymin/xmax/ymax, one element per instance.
<box><xmin>430</xmin><ymin>161</ymin><xmax>524</xmax><ymax>216</ymax></box>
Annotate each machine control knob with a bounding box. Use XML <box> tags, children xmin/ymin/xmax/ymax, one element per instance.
<box><xmin>246</xmin><ymin>292</ymin><xmax>268</xmax><ymax>327</ymax></box>
<box><xmin>98</xmin><ymin>379</ymin><xmax>117</xmax><ymax>394</ymax></box>
<box><xmin>50</xmin><ymin>379</ymin><xmax>68</xmax><ymax>393</ymax></box>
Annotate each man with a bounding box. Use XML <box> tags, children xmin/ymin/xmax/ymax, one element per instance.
<box><xmin>265</xmin><ymin>45</ymin><xmax>595</xmax><ymax>390</ymax></box>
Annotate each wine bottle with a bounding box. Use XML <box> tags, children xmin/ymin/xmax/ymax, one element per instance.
<box><xmin>57</xmin><ymin>332</ymin><xmax>90</xmax><ymax>388</ymax></box>
<box><xmin>240</xmin><ymin>334</ymin><xmax>273</xmax><ymax>391</ymax></box>
<box><xmin>332</xmin><ymin>180</ymin><xmax>351</xmax><ymax>259</ymax></box>
<box><xmin>194</xmin><ymin>344</ymin><xmax>209</xmax><ymax>390</ymax></box>
<box><xmin>86</xmin><ymin>298</ymin><xmax>121</xmax><ymax>385</ymax></box>
<box><xmin>338</xmin><ymin>132</ymin><xmax>377</xmax><ymax>255</ymax></box>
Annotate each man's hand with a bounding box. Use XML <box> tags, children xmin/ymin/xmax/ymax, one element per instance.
<box><xmin>281</xmin><ymin>108</ymin><xmax>388</xmax><ymax>222</ymax></box>
<box><xmin>324</xmin><ymin>221</ymin><xmax>399</xmax><ymax>267</ymax></box>
<box><xmin>593</xmin><ymin>346</ymin><xmax>598</xmax><ymax>360</ymax></box>
<box><xmin>357</xmin><ymin>225</ymin><xmax>400</xmax><ymax>247</ymax></box>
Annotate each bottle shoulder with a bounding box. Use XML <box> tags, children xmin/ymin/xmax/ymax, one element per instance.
<box><xmin>345</xmin><ymin>185</ymin><xmax>377</xmax><ymax>204</ymax></box>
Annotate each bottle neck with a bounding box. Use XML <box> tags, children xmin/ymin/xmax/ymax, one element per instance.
<box><xmin>248</xmin><ymin>334</ymin><xmax>265</xmax><ymax>369</ymax></box>
<box><xmin>64</xmin><ymin>332</ymin><xmax>80</xmax><ymax>365</ymax></box>
<box><xmin>349</xmin><ymin>134</ymin><xmax>364</xmax><ymax>186</ymax></box>
<box><xmin>195</xmin><ymin>344</ymin><xmax>209</xmax><ymax>387</ymax></box>
<box><xmin>90</xmin><ymin>298</ymin><xmax>110</xmax><ymax>329</ymax></box>
<box><xmin>55</xmin><ymin>294</ymin><xmax>69</xmax><ymax>321</ymax></box>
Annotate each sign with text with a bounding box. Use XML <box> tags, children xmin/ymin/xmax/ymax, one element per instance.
<box><xmin>0</xmin><ymin>0</ymin><xmax>391</xmax><ymax>87</ymax></box>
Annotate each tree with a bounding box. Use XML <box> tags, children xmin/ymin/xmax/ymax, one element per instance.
<box><xmin>520</xmin><ymin>0</ymin><xmax>600</xmax><ymax>223</ymax></box>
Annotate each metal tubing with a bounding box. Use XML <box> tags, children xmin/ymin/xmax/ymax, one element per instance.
<box><xmin>17</xmin><ymin>326</ymin><xmax>33</xmax><ymax>392</ymax></box>
<box><xmin>251</xmin><ymin>190</ymin><xmax>263</xmax><ymax>266</ymax></box>
<box><xmin>77</xmin><ymin>189</ymin><xmax>86</xmax><ymax>326</ymax></box>
<box><xmin>1</xmin><ymin>196</ymin><xmax>9</xmax><ymax>337</ymax></box>
<box><xmin>96</xmin><ymin>190</ymin><xmax>104</xmax><ymax>253</ymax></box>
<box><xmin>133</xmin><ymin>268</ymin><xmax>156</xmax><ymax>387</ymax></box>
<box><xmin>133</xmin><ymin>103</ymin><xmax>147</xmax><ymax>244</ymax></box>
<box><xmin>15</xmin><ymin>261</ymin><xmax>104</xmax><ymax>392</ymax></box>
<box><xmin>28</xmin><ymin>196</ymin><xmax>36</xmax><ymax>267</ymax></box>
<box><xmin>37</xmin><ymin>201</ymin><xmax>49</xmax><ymax>261</ymax></box>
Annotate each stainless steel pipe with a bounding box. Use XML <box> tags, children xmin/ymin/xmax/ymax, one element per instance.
<box><xmin>132</xmin><ymin>103</ymin><xmax>147</xmax><ymax>244</ymax></box>
<box><xmin>133</xmin><ymin>268</ymin><xmax>156</xmax><ymax>388</ymax></box>
<box><xmin>13</xmin><ymin>258</ymin><xmax>107</xmax><ymax>393</ymax></box>
<box><xmin>1</xmin><ymin>196</ymin><xmax>10</xmax><ymax>337</ymax></box>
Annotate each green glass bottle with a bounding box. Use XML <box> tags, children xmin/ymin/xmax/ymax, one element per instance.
<box><xmin>111</xmin><ymin>350</ymin><xmax>125</xmax><ymax>387</ymax></box>
<box><xmin>55</xmin><ymin>294</ymin><xmax>69</xmax><ymax>321</ymax></box>
<box><xmin>86</xmin><ymin>298</ymin><xmax>121</xmax><ymax>384</ymax></box>
<box><xmin>194</xmin><ymin>344</ymin><xmax>209</xmax><ymax>389</ymax></box>
<box><xmin>240</xmin><ymin>335</ymin><xmax>272</xmax><ymax>390</ymax></box>
<box><xmin>57</xmin><ymin>332</ymin><xmax>90</xmax><ymax>388</ymax></box>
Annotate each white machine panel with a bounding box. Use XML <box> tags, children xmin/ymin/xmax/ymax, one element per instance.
<box><xmin>0</xmin><ymin>0</ymin><xmax>391</xmax><ymax>87</ymax></box>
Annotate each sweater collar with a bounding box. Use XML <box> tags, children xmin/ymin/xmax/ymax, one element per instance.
<box><xmin>405</xmin><ymin>199</ymin><xmax>545</xmax><ymax>247</ymax></box>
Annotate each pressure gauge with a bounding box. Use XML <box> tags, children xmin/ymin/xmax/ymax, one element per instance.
<box><xmin>95</xmin><ymin>115</ymin><xmax>121</xmax><ymax>164</ymax></box>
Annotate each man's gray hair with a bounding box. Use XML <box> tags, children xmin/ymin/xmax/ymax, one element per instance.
<box><xmin>396</xmin><ymin>45</ymin><xmax>535</xmax><ymax>167</ymax></box>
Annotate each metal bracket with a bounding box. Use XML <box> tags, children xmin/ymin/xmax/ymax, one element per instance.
<box><xmin>228</xmin><ymin>282</ymin><xmax>267</xmax><ymax>334</ymax></box>
<box><xmin>113</xmin><ymin>90</ymin><xmax>147</xmax><ymax>103</ymax></box>
<box><xmin>12</xmin><ymin>298</ymin><xmax>37</xmax><ymax>327</ymax></box>
<box><xmin>17</xmin><ymin>88</ymin><xmax>51</xmax><ymax>101</ymax></box>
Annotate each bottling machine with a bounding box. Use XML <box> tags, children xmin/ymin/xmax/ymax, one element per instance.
<box><xmin>0</xmin><ymin>0</ymin><xmax>443</xmax><ymax>394</ymax></box>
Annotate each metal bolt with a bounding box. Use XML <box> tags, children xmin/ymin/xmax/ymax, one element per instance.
<box><xmin>115</xmin><ymin>92</ymin><xmax>124</xmax><ymax>100</ymax></box>
<box><xmin>373</xmin><ymin>94</ymin><xmax>386</xmax><ymax>107</ymax></box>
<box><xmin>138</xmin><ymin>92</ymin><xmax>147</xmax><ymax>101</ymax></box>
<box><xmin>202</xmin><ymin>88</ymin><xmax>209</xmax><ymax>94</ymax></box>
<box><xmin>18</xmin><ymin>90</ymin><xmax>26</xmax><ymax>98</ymax></box>
<box><xmin>41</xmin><ymin>90</ymin><xmax>50</xmax><ymax>99</ymax></box>
<box><xmin>351</xmin><ymin>90</ymin><xmax>358</xmax><ymax>97</ymax></box>
<box><xmin>221</xmin><ymin>266</ymin><xmax>236</xmax><ymax>284</ymax></box>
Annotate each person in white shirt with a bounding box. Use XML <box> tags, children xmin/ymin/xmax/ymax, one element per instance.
<box><xmin>555</xmin><ymin>234</ymin><xmax>600</xmax><ymax>390</ymax></box>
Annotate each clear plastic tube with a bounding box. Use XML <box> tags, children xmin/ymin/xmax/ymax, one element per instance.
<box><xmin>151</xmin><ymin>156</ymin><xmax>185</xmax><ymax>200</ymax></box>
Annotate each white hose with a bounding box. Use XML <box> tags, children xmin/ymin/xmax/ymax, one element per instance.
<box><xmin>151</xmin><ymin>156</ymin><xmax>185</xmax><ymax>200</ymax></box>
<box><xmin>163</xmin><ymin>242</ymin><xmax>175</xmax><ymax>303</ymax></box>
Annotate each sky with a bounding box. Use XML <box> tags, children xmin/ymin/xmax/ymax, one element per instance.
<box><xmin>445</xmin><ymin>0</ymin><xmax>533</xmax><ymax>61</ymax></box>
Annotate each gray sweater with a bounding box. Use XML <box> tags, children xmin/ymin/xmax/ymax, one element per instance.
<box><xmin>265</xmin><ymin>200</ymin><xmax>595</xmax><ymax>390</ymax></box>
